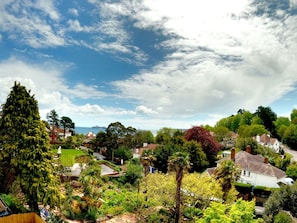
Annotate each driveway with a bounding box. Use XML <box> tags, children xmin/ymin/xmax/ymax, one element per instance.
<box><xmin>70</xmin><ymin>163</ymin><xmax>119</xmax><ymax>177</ymax></box>
<box><xmin>284</xmin><ymin>146</ymin><xmax>297</xmax><ymax>162</ymax></box>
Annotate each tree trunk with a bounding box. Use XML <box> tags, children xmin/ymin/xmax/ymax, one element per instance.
<box><xmin>175</xmin><ymin>169</ymin><xmax>183</xmax><ymax>223</ymax></box>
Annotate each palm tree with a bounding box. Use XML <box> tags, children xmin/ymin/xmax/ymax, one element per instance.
<box><xmin>168</xmin><ymin>152</ymin><xmax>190</xmax><ymax>223</ymax></box>
<box><xmin>140</xmin><ymin>149</ymin><xmax>156</xmax><ymax>177</ymax></box>
<box><xmin>214</xmin><ymin>160</ymin><xmax>241</xmax><ymax>201</ymax></box>
<box><xmin>140</xmin><ymin>150</ymin><xmax>156</xmax><ymax>202</ymax></box>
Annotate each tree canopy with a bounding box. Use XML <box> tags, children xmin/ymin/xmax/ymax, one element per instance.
<box><xmin>184</xmin><ymin>126</ymin><xmax>222</xmax><ymax>166</ymax></box>
<box><xmin>0</xmin><ymin>82</ymin><xmax>61</xmax><ymax>212</ymax></box>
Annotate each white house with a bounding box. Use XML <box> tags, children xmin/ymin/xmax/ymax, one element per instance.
<box><xmin>214</xmin><ymin>147</ymin><xmax>291</xmax><ymax>188</ymax></box>
<box><xmin>255</xmin><ymin>134</ymin><xmax>280</xmax><ymax>153</ymax></box>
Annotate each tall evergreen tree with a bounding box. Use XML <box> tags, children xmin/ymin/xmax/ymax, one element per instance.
<box><xmin>0</xmin><ymin>82</ymin><xmax>61</xmax><ymax>213</ymax></box>
<box><xmin>46</xmin><ymin>109</ymin><xmax>60</xmax><ymax>143</ymax></box>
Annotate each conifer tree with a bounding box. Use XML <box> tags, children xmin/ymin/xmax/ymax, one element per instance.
<box><xmin>0</xmin><ymin>82</ymin><xmax>61</xmax><ymax>213</ymax></box>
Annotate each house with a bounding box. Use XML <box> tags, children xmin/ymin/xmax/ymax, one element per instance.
<box><xmin>132</xmin><ymin>143</ymin><xmax>159</xmax><ymax>158</ymax></box>
<box><xmin>220</xmin><ymin>147</ymin><xmax>290</xmax><ymax>188</ymax></box>
<box><xmin>255</xmin><ymin>134</ymin><xmax>280</xmax><ymax>153</ymax></box>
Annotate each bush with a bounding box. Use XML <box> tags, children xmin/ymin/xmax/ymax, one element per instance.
<box><xmin>274</xmin><ymin>212</ymin><xmax>292</xmax><ymax>223</ymax></box>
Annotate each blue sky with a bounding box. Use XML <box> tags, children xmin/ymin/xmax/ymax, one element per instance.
<box><xmin>1</xmin><ymin>0</ymin><xmax>297</xmax><ymax>131</ymax></box>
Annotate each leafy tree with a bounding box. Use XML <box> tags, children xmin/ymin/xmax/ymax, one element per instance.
<box><xmin>235</xmin><ymin>136</ymin><xmax>258</xmax><ymax>152</ymax></box>
<box><xmin>133</xmin><ymin>130</ymin><xmax>155</xmax><ymax>146</ymax></box>
<box><xmin>141</xmin><ymin>150</ymin><xmax>156</xmax><ymax>177</ymax></box>
<box><xmin>155</xmin><ymin>127</ymin><xmax>175</xmax><ymax>145</ymax></box>
<box><xmin>120</xmin><ymin>159</ymin><xmax>143</xmax><ymax>186</ymax></box>
<box><xmin>182</xmin><ymin>173</ymin><xmax>223</xmax><ymax>209</ymax></box>
<box><xmin>0</xmin><ymin>82</ymin><xmax>61</xmax><ymax>212</ymax></box>
<box><xmin>282</xmin><ymin>124</ymin><xmax>297</xmax><ymax>150</ymax></box>
<box><xmin>238</xmin><ymin>124</ymin><xmax>268</xmax><ymax>137</ymax></box>
<box><xmin>93</xmin><ymin>131</ymin><xmax>108</xmax><ymax>152</ymax></box>
<box><xmin>286</xmin><ymin>162</ymin><xmax>297</xmax><ymax>180</ymax></box>
<box><xmin>215</xmin><ymin>117</ymin><xmax>233</xmax><ymax>131</ymax></box>
<box><xmin>255</xmin><ymin>106</ymin><xmax>277</xmax><ymax>136</ymax></box>
<box><xmin>105</xmin><ymin>122</ymin><xmax>126</xmax><ymax>161</ymax></box>
<box><xmin>123</xmin><ymin>126</ymin><xmax>136</xmax><ymax>148</ymax></box>
<box><xmin>171</xmin><ymin>129</ymin><xmax>185</xmax><ymax>146</ymax></box>
<box><xmin>197</xmin><ymin>199</ymin><xmax>262</xmax><ymax>223</ymax></box>
<box><xmin>46</xmin><ymin>109</ymin><xmax>60</xmax><ymax>143</ymax></box>
<box><xmin>60</xmin><ymin>116</ymin><xmax>75</xmax><ymax>138</ymax></box>
<box><xmin>230</xmin><ymin>114</ymin><xmax>241</xmax><ymax>132</ymax></box>
<box><xmin>264</xmin><ymin>183</ymin><xmax>297</xmax><ymax>222</ymax></box>
<box><xmin>141</xmin><ymin>172</ymin><xmax>175</xmax><ymax>207</ymax></box>
<box><xmin>239</xmin><ymin>110</ymin><xmax>254</xmax><ymax>126</ymax></box>
<box><xmin>184</xmin><ymin>126</ymin><xmax>222</xmax><ymax>166</ymax></box>
<box><xmin>290</xmin><ymin>109</ymin><xmax>297</xmax><ymax>124</ymax></box>
<box><xmin>168</xmin><ymin>152</ymin><xmax>190</xmax><ymax>223</ymax></box>
<box><xmin>182</xmin><ymin>140</ymin><xmax>208</xmax><ymax>172</ymax></box>
<box><xmin>214</xmin><ymin>160</ymin><xmax>241</xmax><ymax>201</ymax></box>
<box><xmin>153</xmin><ymin>144</ymin><xmax>181</xmax><ymax>173</ymax></box>
<box><xmin>274</xmin><ymin>117</ymin><xmax>290</xmax><ymax>133</ymax></box>
<box><xmin>114</xmin><ymin>146</ymin><xmax>133</xmax><ymax>162</ymax></box>
<box><xmin>212</xmin><ymin>126</ymin><xmax>231</xmax><ymax>142</ymax></box>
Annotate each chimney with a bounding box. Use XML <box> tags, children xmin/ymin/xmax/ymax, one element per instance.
<box><xmin>264</xmin><ymin>157</ymin><xmax>269</xmax><ymax>164</ymax></box>
<box><xmin>246</xmin><ymin>145</ymin><xmax>251</xmax><ymax>154</ymax></box>
<box><xmin>231</xmin><ymin>147</ymin><xmax>235</xmax><ymax>162</ymax></box>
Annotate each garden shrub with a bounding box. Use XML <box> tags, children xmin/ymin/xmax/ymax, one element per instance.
<box><xmin>274</xmin><ymin>211</ymin><xmax>292</xmax><ymax>223</ymax></box>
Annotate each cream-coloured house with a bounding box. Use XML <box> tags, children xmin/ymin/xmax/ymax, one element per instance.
<box><xmin>255</xmin><ymin>134</ymin><xmax>280</xmax><ymax>153</ymax></box>
<box><xmin>211</xmin><ymin>147</ymin><xmax>292</xmax><ymax>188</ymax></box>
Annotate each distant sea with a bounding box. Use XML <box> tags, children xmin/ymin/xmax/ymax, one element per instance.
<box><xmin>75</xmin><ymin>126</ymin><xmax>106</xmax><ymax>135</ymax></box>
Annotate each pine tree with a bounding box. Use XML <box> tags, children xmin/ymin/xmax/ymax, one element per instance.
<box><xmin>0</xmin><ymin>82</ymin><xmax>61</xmax><ymax>213</ymax></box>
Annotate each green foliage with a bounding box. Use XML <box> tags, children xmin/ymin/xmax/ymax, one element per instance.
<box><xmin>0</xmin><ymin>82</ymin><xmax>61</xmax><ymax>212</ymax></box>
<box><xmin>214</xmin><ymin>160</ymin><xmax>241</xmax><ymax>201</ymax></box>
<box><xmin>114</xmin><ymin>146</ymin><xmax>133</xmax><ymax>161</ymax></box>
<box><xmin>282</xmin><ymin>124</ymin><xmax>297</xmax><ymax>150</ymax></box>
<box><xmin>286</xmin><ymin>162</ymin><xmax>297</xmax><ymax>180</ymax></box>
<box><xmin>264</xmin><ymin>183</ymin><xmax>297</xmax><ymax>222</ymax></box>
<box><xmin>212</xmin><ymin>126</ymin><xmax>231</xmax><ymax>142</ymax></box>
<box><xmin>274</xmin><ymin>117</ymin><xmax>290</xmax><ymax>138</ymax></box>
<box><xmin>141</xmin><ymin>172</ymin><xmax>175</xmax><ymax>207</ymax></box>
<box><xmin>99</xmin><ymin>188</ymin><xmax>144</xmax><ymax>217</ymax></box>
<box><xmin>290</xmin><ymin>109</ymin><xmax>297</xmax><ymax>124</ymax></box>
<box><xmin>182</xmin><ymin>173</ymin><xmax>223</xmax><ymax>209</ymax></box>
<box><xmin>255</xmin><ymin>106</ymin><xmax>277</xmax><ymax>136</ymax></box>
<box><xmin>197</xmin><ymin>199</ymin><xmax>262</xmax><ymax>223</ymax></box>
<box><xmin>184</xmin><ymin>126</ymin><xmax>222</xmax><ymax>166</ymax></box>
<box><xmin>119</xmin><ymin>160</ymin><xmax>143</xmax><ymax>185</ymax></box>
<box><xmin>134</xmin><ymin>130</ymin><xmax>155</xmax><ymax>145</ymax></box>
<box><xmin>155</xmin><ymin>127</ymin><xmax>175</xmax><ymax>144</ymax></box>
<box><xmin>273</xmin><ymin>212</ymin><xmax>292</xmax><ymax>223</ymax></box>
<box><xmin>235</xmin><ymin>137</ymin><xmax>258</xmax><ymax>152</ymax></box>
<box><xmin>0</xmin><ymin>193</ymin><xmax>26</xmax><ymax>213</ymax></box>
<box><xmin>182</xmin><ymin>141</ymin><xmax>209</xmax><ymax>172</ymax></box>
<box><xmin>238</xmin><ymin>124</ymin><xmax>268</xmax><ymax>137</ymax></box>
<box><xmin>153</xmin><ymin>144</ymin><xmax>181</xmax><ymax>173</ymax></box>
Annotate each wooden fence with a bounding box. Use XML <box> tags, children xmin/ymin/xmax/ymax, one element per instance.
<box><xmin>0</xmin><ymin>213</ymin><xmax>45</xmax><ymax>223</ymax></box>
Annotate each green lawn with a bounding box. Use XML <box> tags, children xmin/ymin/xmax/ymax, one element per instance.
<box><xmin>54</xmin><ymin>149</ymin><xmax>87</xmax><ymax>166</ymax></box>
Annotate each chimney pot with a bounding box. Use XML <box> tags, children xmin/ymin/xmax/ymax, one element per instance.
<box><xmin>231</xmin><ymin>147</ymin><xmax>235</xmax><ymax>161</ymax></box>
<box><xmin>246</xmin><ymin>145</ymin><xmax>251</xmax><ymax>154</ymax></box>
<box><xmin>264</xmin><ymin>157</ymin><xmax>269</xmax><ymax>164</ymax></box>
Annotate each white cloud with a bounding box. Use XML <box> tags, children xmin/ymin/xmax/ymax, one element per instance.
<box><xmin>0</xmin><ymin>57</ymin><xmax>115</xmax><ymax>124</ymax></box>
<box><xmin>68</xmin><ymin>8</ymin><xmax>79</xmax><ymax>17</ymax></box>
<box><xmin>136</xmin><ymin>105</ymin><xmax>158</xmax><ymax>115</ymax></box>
<box><xmin>112</xmin><ymin>0</ymin><xmax>297</xmax><ymax>122</ymax></box>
